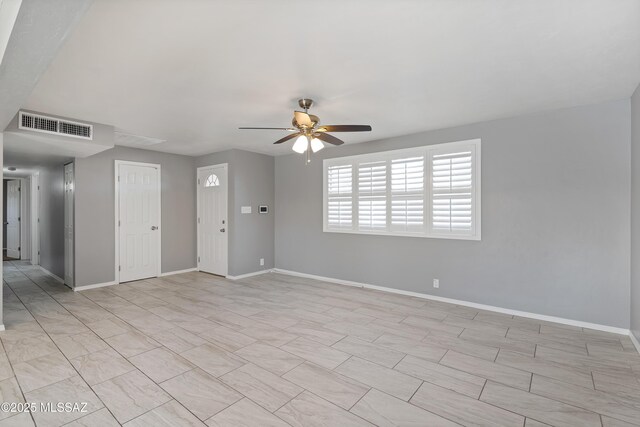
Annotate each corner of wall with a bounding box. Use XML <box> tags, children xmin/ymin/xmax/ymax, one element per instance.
<box><xmin>631</xmin><ymin>83</ymin><xmax>640</xmax><ymax>349</ymax></box>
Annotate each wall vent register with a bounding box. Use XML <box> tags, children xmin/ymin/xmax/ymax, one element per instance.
<box><xmin>19</xmin><ymin>111</ymin><xmax>93</xmax><ymax>140</ymax></box>
<box><xmin>323</xmin><ymin>139</ymin><xmax>481</xmax><ymax>240</ymax></box>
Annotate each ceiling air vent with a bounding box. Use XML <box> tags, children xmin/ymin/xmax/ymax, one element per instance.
<box><xmin>114</xmin><ymin>131</ymin><xmax>165</xmax><ymax>147</ymax></box>
<box><xmin>18</xmin><ymin>111</ymin><xmax>93</xmax><ymax>140</ymax></box>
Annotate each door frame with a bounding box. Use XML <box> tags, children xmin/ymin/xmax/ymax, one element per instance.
<box><xmin>114</xmin><ymin>160</ymin><xmax>162</xmax><ymax>284</ymax></box>
<box><xmin>196</xmin><ymin>163</ymin><xmax>228</xmax><ymax>276</ymax></box>
<box><xmin>19</xmin><ymin>177</ymin><xmax>30</xmax><ymax>261</ymax></box>
<box><xmin>5</xmin><ymin>177</ymin><xmax>31</xmax><ymax>261</ymax></box>
<box><xmin>5</xmin><ymin>179</ymin><xmax>21</xmax><ymax>259</ymax></box>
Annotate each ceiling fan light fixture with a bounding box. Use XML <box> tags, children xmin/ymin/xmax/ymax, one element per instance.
<box><xmin>310</xmin><ymin>138</ymin><xmax>324</xmax><ymax>153</ymax></box>
<box><xmin>239</xmin><ymin>98</ymin><xmax>371</xmax><ymax>161</ymax></box>
<box><xmin>292</xmin><ymin>135</ymin><xmax>309</xmax><ymax>153</ymax></box>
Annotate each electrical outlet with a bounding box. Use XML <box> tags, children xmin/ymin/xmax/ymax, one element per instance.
<box><xmin>433</xmin><ymin>279</ymin><xmax>439</xmax><ymax>288</ymax></box>
<box><xmin>260</xmin><ymin>258</ymin><xmax>264</xmax><ymax>266</ymax></box>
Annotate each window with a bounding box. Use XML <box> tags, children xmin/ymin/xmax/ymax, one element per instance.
<box><xmin>204</xmin><ymin>174</ymin><xmax>220</xmax><ymax>187</ymax></box>
<box><xmin>326</xmin><ymin>164</ymin><xmax>352</xmax><ymax>228</ymax></box>
<box><xmin>323</xmin><ymin>139</ymin><xmax>481</xmax><ymax>240</ymax></box>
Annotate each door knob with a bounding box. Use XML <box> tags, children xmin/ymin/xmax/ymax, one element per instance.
<box><xmin>151</xmin><ymin>226</ymin><xmax>158</xmax><ymax>230</ymax></box>
<box><xmin>220</xmin><ymin>228</ymin><xmax>225</xmax><ymax>232</ymax></box>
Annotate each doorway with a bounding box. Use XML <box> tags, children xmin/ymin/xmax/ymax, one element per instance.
<box><xmin>115</xmin><ymin>161</ymin><xmax>161</xmax><ymax>283</ymax></box>
<box><xmin>197</xmin><ymin>164</ymin><xmax>228</xmax><ymax>276</ymax></box>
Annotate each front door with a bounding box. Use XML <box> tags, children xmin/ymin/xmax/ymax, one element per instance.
<box><xmin>6</xmin><ymin>180</ymin><xmax>20</xmax><ymax>259</ymax></box>
<box><xmin>197</xmin><ymin>165</ymin><xmax>228</xmax><ymax>276</ymax></box>
<box><xmin>118</xmin><ymin>162</ymin><xmax>160</xmax><ymax>282</ymax></box>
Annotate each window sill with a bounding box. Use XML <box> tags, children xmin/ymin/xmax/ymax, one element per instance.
<box><xmin>323</xmin><ymin>227</ymin><xmax>481</xmax><ymax>241</ymax></box>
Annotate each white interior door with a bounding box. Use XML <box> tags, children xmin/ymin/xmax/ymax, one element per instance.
<box><xmin>6</xmin><ymin>180</ymin><xmax>20</xmax><ymax>259</ymax></box>
<box><xmin>197</xmin><ymin>165</ymin><xmax>228</xmax><ymax>276</ymax></box>
<box><xmin>118</xmin><ymin>162</ymin><xmax>160</xmax><ymax>283</ymax></box>
<box><xmin>64</xmin><ymin>163</ymin><xmax>74</xmax><ymax>286</ymax></box>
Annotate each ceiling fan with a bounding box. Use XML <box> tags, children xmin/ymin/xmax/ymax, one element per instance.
<box><xmin>239</xmin><ymin>99</ymin><xmax>372</xmax><ymax>162</ymax></box>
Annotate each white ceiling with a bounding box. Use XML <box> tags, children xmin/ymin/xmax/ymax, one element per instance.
<box><xmin>23</xmin><ymin>0</ymin><xmax>640</xmax><ymax>157</ymax></box>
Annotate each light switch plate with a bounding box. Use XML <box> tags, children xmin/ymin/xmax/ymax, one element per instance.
<box><xmin>241</xmin><ymin>206</ymin><xmax>252</xmax><ymax>214</ymax></box>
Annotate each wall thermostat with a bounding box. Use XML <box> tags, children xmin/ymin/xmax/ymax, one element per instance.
<box><xmin>259</xmin><ymin>205</ymin><xmax>268</xmax><ymax>214</ymax></box>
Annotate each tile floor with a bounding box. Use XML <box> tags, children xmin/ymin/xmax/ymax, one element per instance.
<box><xmin>1</xmin><ymin>260</ymin><xmax>639</xmax><ymax>426</ymax></box>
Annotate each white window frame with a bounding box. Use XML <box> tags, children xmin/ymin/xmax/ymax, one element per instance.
<box><xmin>323</xmin><ymin>138</ymin><xmax>481</xmax><ymax>241</ymax></box>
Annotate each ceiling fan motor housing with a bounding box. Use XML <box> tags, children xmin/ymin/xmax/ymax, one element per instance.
<box><xmin>298</xmin><ymin>98</ymin><xmax>313</xmax><ymax>110</ymax></box>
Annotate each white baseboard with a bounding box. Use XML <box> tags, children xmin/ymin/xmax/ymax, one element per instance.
<box><xmin>159</xmin><ymin>268</ymin><xmax>197</xmax><ymax>277</ymax></box>
<box><xmin>74</xmin><ymin>281</ymin><xmax>118</xmax><ymax>292</ymax></box>
<box><xmin>272</xmin><ymin>268</ymin><xmax>630</xmax><ymax>336</ymax></box>
<box><xmin>38</xmin><ymin>266</ymin><xmax>64</xmax><ymax>284</ymax></box>
<box><xmin>630</xmin><ymin>331</ymin><xmax>640</xmax><ymax>354</ymax></box>
<box><xmin>227</xmin><ymin>269</ymin><xmax>273</xmax><ymax>281</ymax></box>
<box><xmin>74</xmin><ymin>268</ymin><xmax>197</xmax><ymax>291</ymax></box>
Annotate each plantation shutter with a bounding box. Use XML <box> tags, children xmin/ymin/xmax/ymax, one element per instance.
<box><xmin>430</xmin><ymin>144</ymin><xmax>476</xmax><ymax>235</ymax></box>
<box><xmin>357</xmin><ymin>160</ymin><xmax>387</xmax><ymax>229</ymax></box>
<box><xmin>327</xmin><ymin>164</ymin><xmax>353</xmax><ymax>229</ymax></box>
<box><xmin>324</xmin><ymin>139</ymin><xmax>480</xmax><ymax>239</ymax></box>
<box><xmin>391</xmin><ymin>156</ymin><xmax>425</xmax><ymax>232</ymax></box>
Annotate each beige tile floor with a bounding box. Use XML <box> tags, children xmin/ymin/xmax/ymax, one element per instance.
<box><xmin>1</xmin><ymin>260</ymin><xmax>639</xmax><ymax>426</ymax></box>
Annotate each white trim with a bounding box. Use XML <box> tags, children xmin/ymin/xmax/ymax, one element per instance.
<box><xmin>159</xmin><ymin>268</ymin><xmax>197</xmax><ymax>277</ymax></box>
<box><xmin>0</xmin><ymin>324</ymin><xmax>5</xmax><ymax>332</ymax></box>
<box><xmin>5</xmin><ymin>179</ymin><xmax>21</xmax><ymax>259</ymax></box>
<box><xmin>18</xmin><ymin>177</ymin><xmax>30</xmax><ymax>260</ymax></box>
<box><xmin>114</xmin><ymin>160</ymin><xmax>162</xmax><ymax>284</ymax></box>
<box><xmin>196</xmin><ymin>164</ymin><xmax>229</xmax><ymax>277</ymax></box>
<box><xmin>630</xmin><ymin>331</ymin><xmax>640</xmax><ymax>354</ymax></box>
<box><xmin>74</xmin><ymin>281</ymin><xmax>118</xmax><ymax>292</ymax></box>
<box><xmin>38</xmin><ymin>265</ymin><xmax>64</xmax><ymax>284</ymax></box>
<box><xmin>272</xmin><ymin>268</ymin><xmax>629</xmax><ymax>336</ymax></box>
<box><xmin>323</xmin><ymin>138</ymin><xmax>481</xmax><ymax>241</ymax></box>
<box><xmin>226</xmin><ymin>269</ymin><xmax>272</xmax><ymax>280</ymax></box>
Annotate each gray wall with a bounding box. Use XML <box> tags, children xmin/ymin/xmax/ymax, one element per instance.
<box><xmin>39</xmin><ymin>163</ymin><xmax>65</xmax><ymax>279</ymax></box>
<box><xmin>196</xmin><ymin>149</ymin><xmax>275</xmax><ymax>276</ymax></box>
<box><xmin>631</xmin><ymin>85</ymin><xmax>640</xmax><ymax>341</ymax></box>
<box><xmin>275</xmin><ymin>100</ymin><xmax>631</xmax><ymax>328</ymax></box>
<box><xmin>74</xmin><ymin>146</ymin><xmax>196</xmax><ymax>286</ymax></box>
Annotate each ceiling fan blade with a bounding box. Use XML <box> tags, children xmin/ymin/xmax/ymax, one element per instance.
<box><xmin>316</xmin><ymin>125</ymin><xmax>372</xmax><ymax>132</ymax></box>
<box><xmin>239</xmin><ymin>127</ymin><xmax>296</xmax><ymax>131</ymax></box>
<box><xmin>294</xmin><ymin>111</ymin><xmax>312</xmax><ymax>127</ymax></box>
<box><xmin>314</xmin><ymin>132</ymin><xmax>344</xmax><ymax>146</ymax></box>
<box><xmin>273</xmin><ymin>132</ymin><xmax>301</xmax><ymax>144</ymax></box>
